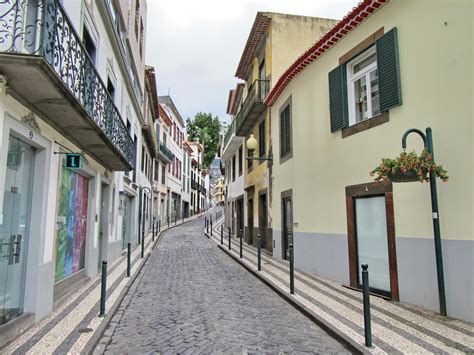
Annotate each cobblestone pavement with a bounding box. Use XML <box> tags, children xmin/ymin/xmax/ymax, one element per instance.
<box><xmin>97</xmin><ymin>215</ymin><xmax>349</xmax><ymax>354</ymax></box>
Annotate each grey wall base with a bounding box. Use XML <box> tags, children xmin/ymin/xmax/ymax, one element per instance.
<box><xmin>107</xmin><ymin>240</ymin><xmax>125</xmax><ymax>262</ymax></box>
<box><xmin>272</xmin><ymin>230</ymin><xmax>474</xmax><ymax>322</ymax></box>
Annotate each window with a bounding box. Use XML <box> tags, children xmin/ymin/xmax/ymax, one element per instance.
<box><xmin>238</xmin><ymin>146</ymin><xmax>243</xmax><ymax>176</ymax></box>
<box><xmin>141</xmin><ymin>145</ymin><xmax>145</xmax><ymax>172</ymax></box>
<box><xmin>347</xmin><ymin>46</ymin><xmax>380</xmax><ymax>125</ymax></box>
<box><xmin>247</xmin><ymin>146</ymin><xmax>253</xmax><ymax>170</ymax></box>
<box><xmin>82</xmin><ymin>26</ymin><xmax>96</xmax><ymax>64</ymax></box>
<box><xmin>329</xmin><ymin>28</ymin><xmax>401</xmax><ymax>136</ymax></box>
<box><xmin>232</xmin><ymin>154</ymin><xmax>236</xmax><ymax>182</ymax></box>
<box><xmin>280</xmin><ymin>100</ymin><xmax>292</xmax><ymax>160</ymax></box>
<box><xmin>139</xmin><ymin>19</ymin><xmax>144</xmax><ymax>59</ymax></box>
<box><xmin>134</xmin><ymin>0</ymin><xmax>140</xmax><ymax>40</ymax></box>
<box><xmin>107</xmin><ymin>77</ymin><xmax>115</xmax><ymax>101</ymax></box>
<box><xmin>258</xmin><ymin>119</ymin><xmax>265</xmax><ymax>157</ymax></box>
<box><xmin>161</xmin><ymin>165</ymin><xmax>166</xmax><ymax>185</ymax></box>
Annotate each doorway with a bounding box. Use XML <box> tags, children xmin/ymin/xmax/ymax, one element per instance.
<box><xmin>0</xmin><ymin>136</ymin><xmax>35</xmax><ymax>324</ymax></box>
<box><xmin>121</xmin><ymin>194</ymin><xmax>132</xmax><ymax>249</ymax></box>
<box><xmin>247</xmin><ymin>196</ymin><xmax>253</xmax><ymax>244</ymax></box>
<box><xmin>281</xmin><ymin>190</ymin><xmax>293</xmax><ymax>261</ymax></box>
<box><xmin>236</xmin><ymin>197</ymin><xmax>244</xmax><ymax>238</ymax></box>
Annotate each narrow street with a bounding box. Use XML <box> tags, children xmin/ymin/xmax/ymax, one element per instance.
<box><xmin>96</xmin><ymin>215</ymin><xmax>349</xmax><ymax>354</ymax></box>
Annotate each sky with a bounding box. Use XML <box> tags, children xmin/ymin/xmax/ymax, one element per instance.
<box><xmin>145</xmin><ymin>0</ymin><xmax>360</xmax><ymax>125</ymax></box>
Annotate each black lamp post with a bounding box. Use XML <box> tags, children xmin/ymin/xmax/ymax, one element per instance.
<box><xmin>401</xmin><ymin>127</ymin><xmax>446</xmax><ymax>316</ymax></box>
<box><xmin>138</xmin><ymin>186</ymin><xmax>151</xmax><ymax>258</ymax></box>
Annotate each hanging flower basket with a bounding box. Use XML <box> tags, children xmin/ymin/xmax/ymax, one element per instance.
<box><xmin>370</xmin><ymin>149</ymin><xmax>449</xmax><ymax>183</ymax></box>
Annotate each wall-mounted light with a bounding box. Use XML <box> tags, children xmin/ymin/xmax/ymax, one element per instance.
<box><xmin>246</xmin><ymin>134</ymin><xmax>272</xmax><ymax>161</ymax></box>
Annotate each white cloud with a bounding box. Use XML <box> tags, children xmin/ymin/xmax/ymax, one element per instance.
<box><xmin>145</xmin><ymin>0</ymin><xmax>359</xmax><ymax>123</ymax></box>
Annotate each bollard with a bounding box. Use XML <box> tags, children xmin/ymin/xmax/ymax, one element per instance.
<box><xmin>207</xmin><ymin>219</ymin><xmax>209</xmax><ymax>234</ymax></box>
<box><xmin>175</xmin><ymin>216</ymin><xmax>177</xmax><ymax>226</ymax></box>
<box><xmin>362</xmin><ymin>264</ymin><xmax>372</xmax><ymax>347</ymax></box>
<box><xmin>211</xmin><ymin>220</ymin><xmax>213</xmax><ymax>236</ymax></box>
<box><xmin>220</xmin><ymin>225</ymin><xmax>223</xmax><ymax>245</ymax></box>
<box><xmin>228</xmin><ymin>227</ymin><xmax>231</xmax><ymax>251</ymax></box>
<box><xmin>239</xmin><ymin>229</ymin><xmax>243</xmax><ymax>259</ymax></box>
<box><xmin>205</xmin><ymin>217</ymin><xmax>207</xmax><ymax>228</ymax></box>
<box><xmin>289</xmin><ymin>243</ymin><xmax>294</xmax><ymax>294</ymax></box>
<box><xmin>99</xmin><ymin>260</ymin><xmax>107</xmax><ymax>317</ymax></box>
<box><xmin>257</xmin><ymin>233</ymin><xmax>261</xmax><ymax>271</ymax></box>
<box><xmin>141</xmin><ymin>229</ymin><xmax>145</xmax><ymax>258</ymax></box>
<box><xmin>126</xmin><ymin>243</ymin><xmax>131</xmax><ymax>277</ymax></box>
<box><xmin>167</xmin><ymin>216</ymin><xmax>170</xmax><ymax>228</ymax></box>
<box><xmin>152</xmin><ymin>220</ymin><xmax>155</xmax><ymax>242</ymax></box>
<box><xmin>158</xmin><ymin>220</ymin><xmax>161</xmax><ymax>232</ymax></box>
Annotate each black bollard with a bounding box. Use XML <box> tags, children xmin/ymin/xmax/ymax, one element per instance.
<box><xmin>220</xmin><ymin>225</ymin><xmax>223</xmax><ymax>245</ymax></box>
<box><xmin>239</xmin><ymin>228</ymin><xmax>243</xmax><ymax>259</ymax></box>
<box><xmin>211</xmin><ymin>220</ymin><xmax>213</xmax><ymax>236</ymax></box>
<box><xmin>257</xmin><ymin>233</ymin><xmax>261</xmax><ymax>271</ymax></box>
<box><xmin>152</xmin><ymin>220</ymin><xmax>155</xmax><ymax>242</ymax></box>
<box><xmin>159</xmin><ymin>220</ymin><xmax>161</xmax><ymax>232</ymax></box>
<box><xmin>289</xmin><ymin>243</ymin><xmax>294</xmax><ymax>294</ymax></box>
<box><xmin>175</xmin><ymin>216</ymin><xmax>177</xmax><ymax>226</ymax></box>
<box><xmin>228</xmin><ymin>227</ymin><xmax>231</xmax><ymax>250</ymax></box>
<box><xmin>127</xmin><ymin>243</ymin><xmax>131</xmax><ymax>277</ymax></box>
<box><xmin>167</xmin><ymin>216</ymin><xmax>170</xmax><ymax>228</ymax></box>
<box><xmin>362</xmin><ymin>264</ymin><xmax>372</xmax><ymax>347</ymax></box>
<box><xmin>141</xmin><ymin>229</ymin><xmax>145</xmax><ymax>258</ymax></box>
<box><xmin>99</xmin><ymin>260</ymin><xmax>107</xmax><ymax>317</ymax></box>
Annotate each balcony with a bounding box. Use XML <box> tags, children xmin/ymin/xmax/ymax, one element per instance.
<box><xmin>222</xmin><ymin>118</ymin><xmax>243</xmax><ymax>160</ymax></box>
<box><xmin>0</xmin><ymin>0</ymin><xmax>134</xmax><ymax>170</ymax></box>
<box><xmin>191</xmin><ymin>179</ymin><xmax>197</xmax><ymax>190</ymax></box>
<box><xmin>158</xmin><ymin>142</ymin><xmax>173</xmax><ymax>163</ymax></box>
<box><xmin>235</xmin><ymin>79</ymin><xmax>269</xmax><ymax>137</ymax></box>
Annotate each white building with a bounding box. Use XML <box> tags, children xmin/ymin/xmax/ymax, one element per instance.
<box><xmin>0</xmin><ymin>0</ymin><xmax>147</xmax><ymax>342</ymax></box>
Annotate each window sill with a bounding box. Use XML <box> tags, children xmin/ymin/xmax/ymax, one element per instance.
<box><xmin>342</xmin><ymin>112</ymin><xmax>389</xmax><ymax>138</ymax></box>
<box><xmin>279</xmin><ymin>151</ymin><xmax>293</xmax><ymax>165</ymax></box>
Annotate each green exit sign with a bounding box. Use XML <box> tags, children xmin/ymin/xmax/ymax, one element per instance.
<box><xmin>65</xmin><ymin>153</ymin><xmax>81</xmax><ymax>169</ymax></box>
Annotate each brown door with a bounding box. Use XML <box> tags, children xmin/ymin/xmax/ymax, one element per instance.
<box><xmin>282</xmin><ymin>196</ymin><xmax>292</xmax><ymax>260</ymax></box>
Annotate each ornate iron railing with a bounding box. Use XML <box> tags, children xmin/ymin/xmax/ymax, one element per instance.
<box><xmin>235</xmin><ymin>79</ymin><xmax>269</xmax><ymax>134</ymax></box>
<box><xmin>0</xmin><ymin>0</ymin><xmax>134</xmax><ymax>167</ymax></box>
<box><xmin>223</xmin><ymin>118</ymin><xmax>236</xmax><ymax>149</ymax></box>
<box><xmin>159</xmin><ymin>142</ymin><xmax>174</xmax><ymax>161</ymax></box>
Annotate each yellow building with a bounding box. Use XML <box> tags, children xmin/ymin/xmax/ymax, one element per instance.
<box><xmin>212</xmin><ymin>177</ymin><xmax>225</xmax><ymax>206</ymax></box>
<box><xmin>266</xmin><ymin>0</ymin><xmax>473</xmax><ymax>322</ymax></box>
<box><xmin>227</xmin><ymin>12</ymin><xmax>337</xmax><ymax>252</ymax></box>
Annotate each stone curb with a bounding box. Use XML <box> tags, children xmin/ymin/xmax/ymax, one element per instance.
<box><xmin>83</xmin><ymin>214</ymin><xmax>204</xmax><ymax>355</ymax></box>
<box><xmin>204</xmin><ymin>227</ymin><xmax>368</xmax><ymax>355</ymax></box>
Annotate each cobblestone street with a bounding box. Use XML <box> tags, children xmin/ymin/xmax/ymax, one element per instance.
<box><xmin>96</xmin><ymin>215</ymin><xmax>348</xmax><ymax>353</ymax></box>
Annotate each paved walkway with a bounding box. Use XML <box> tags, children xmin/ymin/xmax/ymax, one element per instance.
<box><xmin>0</xmin><ymin>213</ymin><xmax>204</xmax><ymax>354</ymax></box>
<box><xmin>95</xmin><ymin>215</ymin><xmax>348</xmax><ymax>353</ymax></box>
<box><xmin>207</xmin><ymin>217</ymin><xmax>474</xmax><ymax>354</ymax></box>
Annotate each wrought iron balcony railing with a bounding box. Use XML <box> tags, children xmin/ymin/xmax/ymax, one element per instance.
<box><xmin>0</xmin><ymin>0</ymin><xmax>134</xmax><ymax>168</ymax></box>
<box><xmin>223</xmin><ymin>118</ymin><xmax>236</xmax><ymax>149</ymax></box>
<box><xmin>235</xmin><ymin>79</ymin><xmax>269</xmax><ymax>136</ymax></box>
<box><xmin>191</xmin><ymin>179</ymin><xmax>198</xmax><ymax>190</ymax></box>
<box><xmin>159</xmin><ymin>143</ymin><xmax>174</xmax><ymax>161</ymax></box>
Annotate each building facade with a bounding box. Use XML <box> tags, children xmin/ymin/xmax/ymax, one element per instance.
<box><xmin>225</xmin><ymin>12</ymin><xmax>337</xmax><ymax>253</ymax></box>
<box><xmin>0</xmin><ymin>0</ymin><xmax>148</xmax><ymax>341</ymax></box>
<box><xmin>266</xmin><ymin>0</ymin><xmax>473</xmax><ymax>322</ymax></box>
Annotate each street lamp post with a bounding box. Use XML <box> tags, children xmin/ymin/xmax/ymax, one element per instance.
<box><xmin>138</xmin><ymin>186</ymin><xmax>151</xmax><ymax>259</ymax></box>
<box><xmin>401</xmin><ymin>127</ymin><xmax>446</xmax><ymax>316</ymax></box>
<box><xmin>245</xmin><ymin>134</ymin><xmax>273</xmax><ymax>162</ymax></box>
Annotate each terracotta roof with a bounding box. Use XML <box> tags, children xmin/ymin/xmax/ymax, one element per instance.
<box><xmin>265</xmin><ymin>0</ymin><xmax>389</xmax><ymax>107</ymax></box>
<box><xmin>158</xmin><ymin>104</ymin><xmax>172</xmax><ymax>126</ymax></box>
<box><xmin>235</xmin><ymin>12</ymin><xmax>272</xmax><ymax>80</ymax></box>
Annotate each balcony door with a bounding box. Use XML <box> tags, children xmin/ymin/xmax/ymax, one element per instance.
<box><xmin>259</xmin><ymin>60</ymin><xmax>266</xmax><ymax>100</ymax></box>
<box><xmin>0</xmin><ymin>136</ymin><xmax>35</xmax><ymax>324</ymax></box>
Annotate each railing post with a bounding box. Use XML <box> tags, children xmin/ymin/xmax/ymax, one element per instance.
<box><xmin>99</xmin><ymin>260</ymin><xmax>107</xmax><ymax>317</ymax></box>
<box><xmin>257</xmin><ymin>233</ymin><xmax>261</xmax><ymax>271</ymax></box>
<box><xmin>239</xmin><ymin>228</ymin><xmax>243</xmax><ymax>259</ymax></box>
<box><xmin>220</xmin><ymin>225</ymin><xmax>223</xmax><ymax>245</ymax></box>
<box><xmin>126</xmin><ymin>243</ymin><xmax>131</xmax><ymax>277</ymax></box>
<box><xmin>228</xmin><ymin>227</ymin><xmax>231</xmax><ymax>251</ymax></box>
<box><xmin>362</xmin><ymin>264</ymin><xmax>372</xmax><ymax>347</ymax></box>
<box><xmin>289</xmin><ymin>243</ymin><xmax>294</xmax><ymax>294</ymax></box>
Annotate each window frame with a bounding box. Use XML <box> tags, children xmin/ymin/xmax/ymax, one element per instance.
<box><xmin>279</xmin><ymin>96</ymin><xmax>293</xmax><ymax>164</ymax></box>
<box><xmin>258</xmin><ymin>118</ymin><xmax>266</xmax><ymax>159</ymax></box>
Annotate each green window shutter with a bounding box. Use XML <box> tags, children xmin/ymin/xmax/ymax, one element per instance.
<box><xmin>328</xmin><ymin>64</ymin><xmax>348</xmax><ymax>133</ymax></box>
<box><xmin>376</xmin><ymin>27</ymin><xmax>402</xmax><ymax>111</ymax></box>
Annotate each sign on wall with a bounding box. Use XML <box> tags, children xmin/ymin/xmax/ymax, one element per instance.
<box><xmin>65</xmin><ymin>153</ymin><xmax>81</xmax><ymax>169</ymax></box>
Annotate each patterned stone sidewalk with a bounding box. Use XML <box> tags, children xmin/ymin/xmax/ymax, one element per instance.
<box><xmin>208</xmin><ymin>217</ymin><xmax>474</xmax><ymax>354</ymax></box>
<box><xmin>0</xmin><ymin>212</ymin><xmax>206</xmax><ymax>355</ymax></box>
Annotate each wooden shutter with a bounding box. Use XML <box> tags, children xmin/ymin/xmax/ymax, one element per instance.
<box><xmin>328</xmin><ymin>64</ymin><xmax>348</xmax><ymax>133</ymax></box>
<box><xmin>280</xmin><ymin>105</ymin><xmax>291</xmax><ymax>157</ymax></box>
<box><xmin>376</xmin><ymin>27</ymin><xmax>402</xmax><ymax>111</ymax></box>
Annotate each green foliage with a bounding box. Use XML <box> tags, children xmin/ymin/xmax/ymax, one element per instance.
<box><xmin>370</xmin><ymin>149</ymin><xmax>449</xmax><ymax>183</ymax></box>
<box><xmin>186</xmin><ymin>112</ymin><xmax>221</xmax><ymax>167</ymax></box>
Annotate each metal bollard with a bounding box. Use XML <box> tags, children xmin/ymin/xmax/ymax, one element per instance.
<box><xmin>239</xmin><ymin>229</ymin><xmax>243</xmax><ymax>259</ymax></box>
<box><xmin>228</xmin><ymin>227</ymin><xmax>231</xmax><ymax>250</ymax></box>
<box><xmin>126</xmin><ymin>243</ymin><xmax>131</xmax><ymax>277</ymax></box>
<box><xmin>289</xmin><ymin>243</ymin><xmax>294</xmax><ymax>294</ymax></box>
<box><xmin>152</xmin><ymin>221</ymin><xmax>155</xmax><ymax>242</ymax></box>
<box><xmin>175</xmin><ymin>216</ymin><xmax>177</xmax><ymax>226</ymax></box>
<box><xmin>257</xmin><ymin>233</ymin><xmax>261</xmax><ymax>271</ymax></box>
<box><xmin>207</xmin><ymin>219</ymin><xmax>209</xmax><ymax>234</ymax></box>
<box><xmin>99</xmin><ymin>260</ymin><xmax>107</xmax><ymax>317</ymax></box>
<box><xmin>141</xmin><ymin>228</ymin><xmax>145</xmax><ymax>258</ymax></box>
<box><xmin>220</xmin><ymin>225</ymin><xmax>223</xmax><ymax>245</ymax></box>
<box><xmin>158</xmin><ymin>220</ymin><xmax>161</xmax><ymax>232</ymax></box>
<box><xmin>167</xmin><ymin>216</ymin><xmax>170</xmax><ymax>228</ymax></box>
<box><xmin>362</xmin><ymin>264</ymin><xmax>372</xmax><ymax>347</ymax></box>
<box><xmin>211</xmin><ymin>220</ymin><xmax>213</xmax><ymax>236</ymax></box>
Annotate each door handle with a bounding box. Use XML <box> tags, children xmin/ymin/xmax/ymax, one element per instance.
<box><xmin>14</xmin><ymin>234</ymin><xmax>22</xmax><ymax>264</ymax></box>
<box><xmin>7</xmin><ymin>235</ymin><xmax>15</xmax><ymax>265</ymax></box>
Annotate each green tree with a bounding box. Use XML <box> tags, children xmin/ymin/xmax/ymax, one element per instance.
<box><xmin>186</xmin><ymin>112</ymin><xmax>221</xmax><ymax>167</ymax></box>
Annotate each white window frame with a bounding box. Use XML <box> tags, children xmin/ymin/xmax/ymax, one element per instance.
<box><xmin>346</xmin><ymin>45</ymin><xmax>378</xmax><ymax>126</ymax></box>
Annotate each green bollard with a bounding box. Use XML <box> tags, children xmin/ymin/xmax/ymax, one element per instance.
<box><xmin>257</xmin><ymin>233</ymin><xmax>261</xmax><ymax>271</ymax></box>
<box><xmin>289</xmin><ymin>243</ymin><xmax>294</xmax><ymax>294</ymax></box>
<box><xmin>228</xmin><ymin>227</ymin><xmax>231</xmax><ymax>251</ymax></box>
<box><xmin>211</xmin><ymin>220</ymin><xmax>213</xmax><ymax>236</ymax></box>
<box><xmin>362</xmin><ymin>264</ymin><xmax>372</xmax><ymax>347</ymax></box>
<box><xmin>220</xmin><ymin>225</ymin><xmax>223</xmax><ymax>245</ymax></box>
<box><xmin>152</xmin><ymin>220</ymin><xmax>155</xmax><ymax>242</ymax></box>
<box><xmin>239</xmin><ymin>228</ymin><xmax>243</xmax><ymax>259</ymax></box>
<box><xmin>99</xmin><ymin>260</ymin><xmax>107</xmax><ymax>317</ymax></box>
<box><xmin>127</xmin><ymin>243</ymin><xmax>131</xmax><ymax>277</ymax></box>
